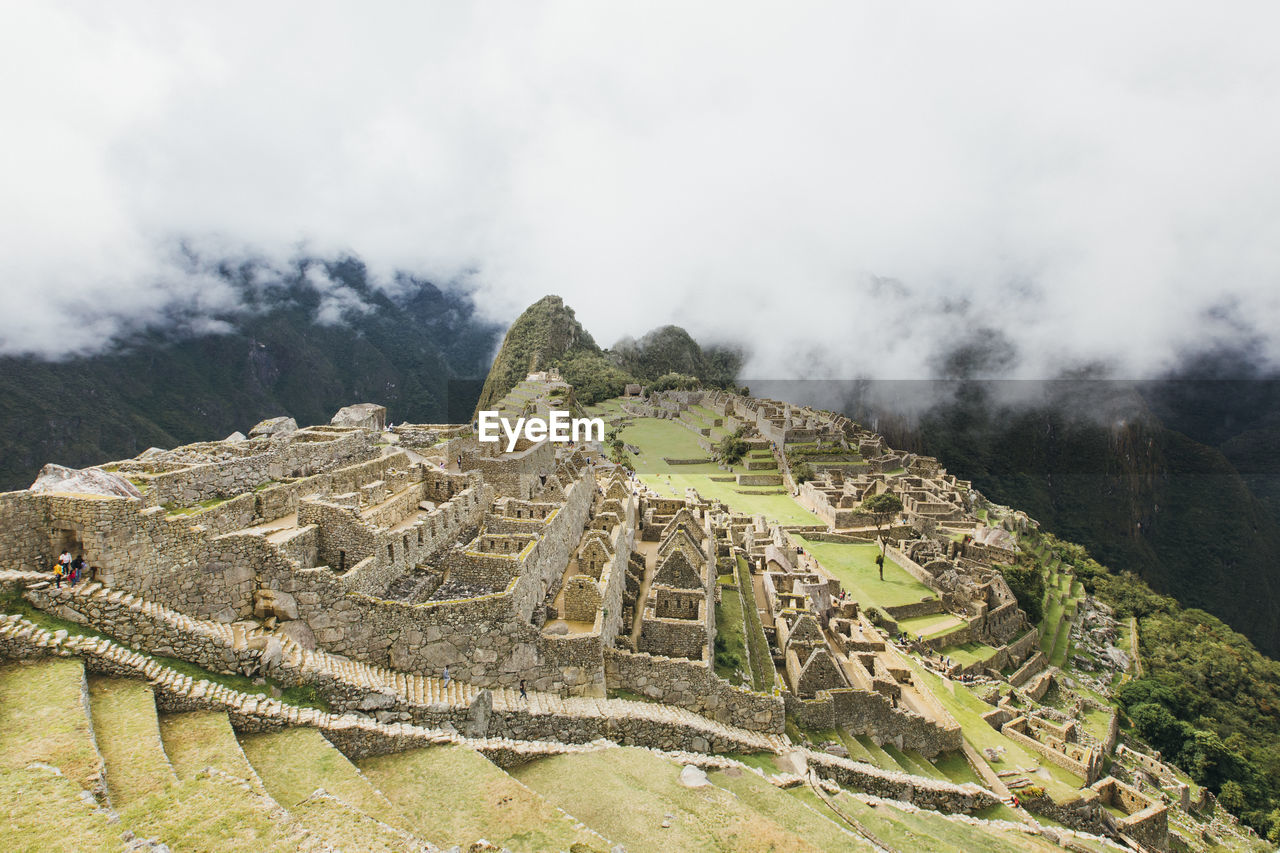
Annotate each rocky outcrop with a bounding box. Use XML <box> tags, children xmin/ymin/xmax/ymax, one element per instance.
<box><xmin>331</xmin><ymin>404</ymin><xmax>387</xmax><ymax>432</ymax></box>
<box><xmin>248</xmin><ymin>416</ymin><xmax>298</xmax><ymax>438</ymax></box>
<box><xmin>28</xmin><ymin>463</ymin><xmax>142</xmax><ymax>499</ymax></box>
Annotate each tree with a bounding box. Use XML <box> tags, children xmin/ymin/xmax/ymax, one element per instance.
<box><xmin>716</xmin><ymin>428</ymin><xmax>749</xmax><ymax>466</ymax></box>
<box><xmin>1220</xmin><ymin>780</ymin><xmax>1248</xmax><ymax>814</ymax></box>
<box><xmin>998</xmin><ymin>556</ymin><xmax>1046</xmax><ymax>624</ymax></box>
<box><xmin>862</xmin><ymin>492</ymin><xmax>904</xmax><ymax>544</ymax></box>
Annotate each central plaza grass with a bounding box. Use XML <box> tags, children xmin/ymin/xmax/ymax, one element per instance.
<box><xmin>616</xmin><ymin>415</ymin><xmax>817</xmax><ymax>525</ymax></box>
<box><xmin>794</xmin><ymin>536</ymin><xmax>936</xmax><ymax>611</ymax></box>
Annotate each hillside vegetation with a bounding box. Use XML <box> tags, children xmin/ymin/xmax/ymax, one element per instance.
<box><xmin>1036</xmin><ymin>531</ymin><xmax>1280</xmax><ymax>838</ymax></box>
<box><xmin>475</xmin><ymin>295</ymin><xmax>742</xmax><ymax>411</ymax></box>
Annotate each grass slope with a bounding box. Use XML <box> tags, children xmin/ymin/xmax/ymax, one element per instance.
<box><xmin>359</xmin><ymin>744</ymin><xmax>609</xmax><ymax>853</ymax></box>
<box><xmin>0</xmin><ymin>659</ymin><xmax>104</xmax><ymax>792</ymax></box>
<box><xmin>87</xmin><ymin>677</ymin><xmax>176</xmax><ymax>807</ymax></box>
<box><xmin>795</xmin><ymin>537</ymin><xmax>937</xmax><ymax>610</ymax></box>
<box><xmin>238</xmin><ymin>728</ymin><xmax>396</xmax><ymax>823</ymax></box>
<box><xmin>512</xmin><ymin>746</ymin><xmax>827</xmax><ymax>853</ymax></box>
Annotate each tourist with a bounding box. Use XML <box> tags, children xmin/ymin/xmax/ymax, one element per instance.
<box><xmin>59</xmin><ymin>550</ymin><xmax>72</xmax><ymax>573</ymax></box>
<box><xmin>53</xmin><ymin>562</ymin><xmax>64</xmax><ymax>588</ymax></box>
<box><xmin>519</xmin><ymin>679</ymin><xmax>528</xmax><ymax>701</ymax></box>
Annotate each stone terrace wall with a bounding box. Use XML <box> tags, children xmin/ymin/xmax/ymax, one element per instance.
<box><xmin>605</xmin><ymin>648</ymin><xmax>783</xmax><ymax>733</ymax></box>
<box><xmin>0</xmin><ymin>491</ymin><xmax>61</xmax><ymax>573</ymax></box>
<box><xmin>1001</xmin><ymin>716</ymin><xmax>1098</xmax><ymax>781</ymax></box>
<box><xmin>786</xmin><ymin>687</ymin><xmax>962</xmax><ymax>758</ymax></box>
<box><xmin>0</xmin><ymin>610</ymin><xmax>784</xmax><ymax>756</ymax></box>
<box><xmin>140</xmin><ymin>429</ymin><xmax>377</xmax><ymax>506</ymax></box>
<box><xmin>804</xmin><ymin>750</ymin><xmax>998</xmax><ymax>815</ymax></box>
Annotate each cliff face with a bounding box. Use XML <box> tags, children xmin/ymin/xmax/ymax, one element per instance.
<box><xmin>0</xmin><ymin>259</ymin><xmax>501</xmax><ymax>492</ymax></box>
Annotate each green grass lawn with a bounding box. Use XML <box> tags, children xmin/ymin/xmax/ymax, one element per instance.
<box><xmin>934</xmin><ymin>640</ymin><xmax>1002</xmax><ymax>667</ymax></box>
<box><xmin>737</xmin><ymin>556</ymin><xmax>778</xmax><ymax>692</ymax></box>
<box><xmin>513</xmin><ymin>747</ymin><xmax>830</xmax><ymax>853</ymax></box>
<box><xmin>794</xmin><ymin>537</ymin><xmax>937</xmax><ymax>610</ymax></box>
<box><xmin>1080</xmin><ymin>707</ymin><xmax>1112</xmax><ymax>743</ymax></box>
<box><xmin>618</xmin><ymin>415</ymin><xmax>817</xmax><ymax>524</ymax></box>
<box><xmin>932</xmin><ymin>750</ymin><xmax>984</xmax><ymax>786</ymax></box>
<box><xmin>714</xmin><ymin>579</ymin><xmax>750</xmax><ymax>686</ymax></box>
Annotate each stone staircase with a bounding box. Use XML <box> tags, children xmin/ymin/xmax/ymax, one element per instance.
<box><xmin>25</xmin><ymin>578</ymin><xmax>789</xmax><ymax>755</ymax></box>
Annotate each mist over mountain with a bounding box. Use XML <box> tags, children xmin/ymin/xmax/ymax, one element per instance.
<box><xmin>0</xmin><ymin>257</ymin><xmax>502</xmax><ymax>491</ymax></box>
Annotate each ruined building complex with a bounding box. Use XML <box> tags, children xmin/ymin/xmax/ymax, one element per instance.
<box><xmin>0</xmin><ymin>385</ymin><xmax>1263</xmax><ymax>851</ymax></box>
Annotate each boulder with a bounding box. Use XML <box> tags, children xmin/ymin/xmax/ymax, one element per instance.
<box><xmin>678</xmin><ymin>765</ymin><xmax>710</xmax><ymax>787</ymax></box>
<box><xmin>775</xmin><ymin>750</ymin><xmax>808</xmax><ymax>776</ymax></box>
<box><xmin>28</xmin><ymin>464</ymin><xmax>142</xmax><ymax>499</ymax></box>
<box><xmin>249</xmin><ymin>416</ymin><xmax>298</xmax><ymax>438</ymax></box>
<box><xmin>330</xmin><ymin>403</ymin><xmax>387</xmax><ymax>432</ymax></box>
<box><xmin>224</xmin><ymin>431</ymin><xmax>247</xmax><ymax>444</ymax></box>
<box><xmin>466</xmin><ymin>689</ymin><xmax>493</xmax><ymax>738</ymax></box>
<box><xmin>358</xmin><ymin>691</ymin><xmax>397</xmax><ymax>711</ymax></box>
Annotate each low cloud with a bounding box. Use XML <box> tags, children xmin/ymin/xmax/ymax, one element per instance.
<box><xmin>4</xmin><ymin>2</ymin><xmax>1280</xmax><ymax>378</ymax></box>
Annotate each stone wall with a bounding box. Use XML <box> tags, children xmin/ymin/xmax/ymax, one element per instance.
<box><xmin>637</xmin><ymin>606</ymin><xmax>707</xmax><ymax>660</ymax></box>
<box><xmin>785</xmin><ymin>687</ymin><xmax>962</xmax><ymax>758</ymax></box>
<box><xmin>0</xmin><ymin>491</ymin><xmax>58</xmax><ymax>572</ymax></box>
<box><xmin>1001</xmin><ymin>716</ymin><xmax>1100</xmax><ymax>782</ymax></box>
<box><xmin>604</xmin><ymin>648</ymin><xmax>783</xmax><ymax>733</ymax></box>
<box><xmin>138</xmin><ymin>429</ymin><xmax>378</xmax><ymax>506</ymax></box>
<box><xmin>804</xmin><ymin>750</ymin><xmax>998</xmax><ymax>815</ymax></box>
<box><xmin>563</xmin><ymin>575</ymin><xmax>602</xmax><ymax>622</ymax></box>
<box><xmin>0</xmin><ymin>610</ymin><xmax>784</xmax><ymax>756</ymax></box>
<box><xmin>1092</xmin><ymin>776</ymin><xmax>1168</xmax><ymax>851</ymax></box>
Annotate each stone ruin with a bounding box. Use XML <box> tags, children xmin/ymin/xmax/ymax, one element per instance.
<box><xmin>3</xmin><ymin>381</ymin><xmax>1250</xmax><ymax>851</ymax></box>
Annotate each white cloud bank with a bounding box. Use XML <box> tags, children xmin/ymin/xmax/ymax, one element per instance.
<box><xmin>3</xmin><ymin>2</ymin><xmax>1279</xmax><ymax>376</ymax></box>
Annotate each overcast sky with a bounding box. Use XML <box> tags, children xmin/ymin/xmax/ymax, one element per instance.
<box><xmin>3</xmin><ymin>2</ymin><xmax>1279</xmax><ymax>378</ymax></box>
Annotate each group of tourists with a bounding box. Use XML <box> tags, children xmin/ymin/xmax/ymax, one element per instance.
<box><xmin>52</xmin><ymin>551</ymin><xmax>89</xmax><ymax>588</ymax></box>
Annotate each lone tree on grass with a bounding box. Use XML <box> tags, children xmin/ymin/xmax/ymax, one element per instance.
<box><xmin>716</xmin><ymin>428</ymin><xmax>749</xmax><ymax>466</ymax></box>
<box><xmin>862</xmin><ymin>492</ymin><xmax>904</xmax><ymax>547</ymax></box>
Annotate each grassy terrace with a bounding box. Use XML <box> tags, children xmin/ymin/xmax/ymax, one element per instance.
<box><xmin>896</xmin><ymin>612</ymin><xmax>964</xmax><ymax>638</ymax></box>
<box><xmin>617</xmin><ymin>414</ymin><xmax>817</xmax><ymax>524</ymax></box>
<box><xmin>714</xmin><ymin>576</ymin><xmax>751</xmax><ymax>686</ymax></box>
<box><xmin>794</xmin><ymin>537</ymin><xmax>937</xmax><ymax>611</ymax></box>
<box><xmin>737</xmin><ymin>554</ymin><xmax>777</xmax><ymax>691</ymax></box>
<box><xmin>907</xmin><ymin>661</ymin><xmax>1084</xmax><ymax>803</ymax></box>
<box><xmin>934</xmin><ymin>640</ymin><xmax>1002</xmax><ymax>667</ymax></box>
